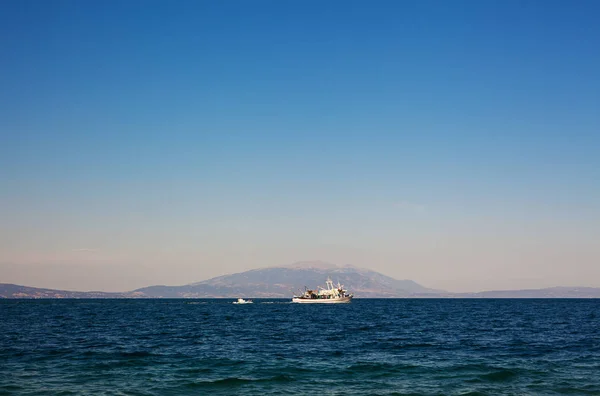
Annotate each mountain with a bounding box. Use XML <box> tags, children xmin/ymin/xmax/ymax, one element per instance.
<box><xmin>0</xmin><ymin>261</ymin><xmax>440</xmax><ymax>298</ymax></box>
<box><xmin>2</xmin><ymin>261</ymin><xmax>600</xmax><ymax>298</ymax></box>
<box><xmin>0</xmin><ymin>283</ymin><xmax>140</xmax><ymax>299</ymax></box>
<box><xmin>133</xmin><ymin>261</ymin><xmax>443</xmax><ymax>298</ymax></box>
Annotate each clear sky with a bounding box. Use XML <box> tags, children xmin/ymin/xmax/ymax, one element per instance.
<box><xmin>1</xmin><ymin>0</ymin><xmax>599</xmax><ymax>292</ymax></box>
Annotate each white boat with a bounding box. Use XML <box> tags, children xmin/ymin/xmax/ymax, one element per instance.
<box><xmin>233</xmin><ymin>298</ymin><xmax>253</xmax><ymax>304</ymax></box>
<box><xmin>292</xmin><ymin>278</ymin><xmax>353</xmax><ymax>304</ymax></box>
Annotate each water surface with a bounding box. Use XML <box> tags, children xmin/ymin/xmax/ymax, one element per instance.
<box><xmin>1</xmin><ymin>299</ymin><xmax>599</xmax><ymax>395</ymax></box>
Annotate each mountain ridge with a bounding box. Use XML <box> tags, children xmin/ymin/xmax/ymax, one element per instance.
<box><xmin>2</xmin><ymin>261</ymin><xmax>600</xmax><ymax>298</ymax></box>
<box><xmin>180</xmin><ymin>262</ymin><xmax>442</xmax><ymax>298</ymax></box>
<box><xmin>3</xmin><ymin>282</ymin><xmax>600</xmax><ymax>299</ymax></box>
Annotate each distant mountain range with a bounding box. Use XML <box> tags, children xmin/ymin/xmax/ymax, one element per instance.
<box><xmin>0</xmin><ymin>283</ymin><xmax>135</xmax><ymax>299</ymax></box>
<box><xmin>2</xmin><ymin>261</ymin><xmax>600</xmax><ymax>298</ymax></box>
<box><xmin>135</xmin><ymin>261</ymin><xmax>443</xmax><ymax>298</ymax></box>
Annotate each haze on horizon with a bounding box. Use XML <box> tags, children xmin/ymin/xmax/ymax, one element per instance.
<box><xmin>1</xmin><ymin>1</ymin><xmax>599</xmax><ymax>293</ymax></box>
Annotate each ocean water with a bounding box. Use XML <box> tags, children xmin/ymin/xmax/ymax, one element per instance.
<box><xmin>1</xmin><ymin>299</ymin><xmax>599</xmax><ymax>395</ymax></box>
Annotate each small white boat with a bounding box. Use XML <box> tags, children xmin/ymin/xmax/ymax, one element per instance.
<box><xmin>233</xmin><ymin>298</ymin><xmax>253</xmax><ymax>304</ymax></box>
<box><xmin>292</xmin><ymin>278</ymin><xmax>353</xmax><ymax>304</ymax></box>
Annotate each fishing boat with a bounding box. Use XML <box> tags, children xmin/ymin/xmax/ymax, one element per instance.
<box><xmin>233</xmin><ymin>298</ymin><xmax>253</xmax><ymax>304</ymax></box>
<box><xmin>292</xmin><ymin>278</ymin><xmax>353</xmax><ymax>303</ymax></box>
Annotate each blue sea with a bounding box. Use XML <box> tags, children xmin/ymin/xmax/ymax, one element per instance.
<box><xmin>1</xmin><ymin>299</ymin><xmax>600</xmax><ymax>395</ymax></box>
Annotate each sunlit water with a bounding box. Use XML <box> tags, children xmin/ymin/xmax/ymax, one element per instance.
<box><xmin>2</xmin><ymin>299</ymin><xmax>599</xmax><ymax>395</ymax></box>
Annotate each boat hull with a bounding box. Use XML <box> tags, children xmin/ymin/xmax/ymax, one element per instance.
<box><xmin>291</xmin><ymin>296</ymin><xmax>353</xmax><ymax>304</ymax></box>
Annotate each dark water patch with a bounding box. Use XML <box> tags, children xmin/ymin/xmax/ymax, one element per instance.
<box><xmin>0</xmin><ymin>385</ymin><xmax>23</xmax><ymax>392</ymax></box>
<box><xmin>383</xmin><ymin>393</ymin><xmax>435</xmax><ymax>396</ymax></box>
<box><xmin>178</xmin><ymin>366</ymin><xmax>214</xmax><ymax>374</ymax></box>
<box><xmin>478</xmin><ymin>369</ymin><xmax>518</xmax><ymax>382</ymax></box>
<box><xmin>389</xmin><ymin>342</ymin><xmax>437</xmax><ymax>349</ymax></box>
<box><xmin>357</xmin><ymin>325</ymin><xmax>378</xmax><ymax>331</ymax></box>
<box><xmin>185</xmin><ymin>377</ymin><xmax>257</xmax><ymax>388</ymax></box>
<box><xmin>195</xmin><ymin>357</ymin><xmax>246</xmax><ymax>368</ymax></box>
<box><xmin>186</xmin><ymin>374</ymin><xmax>294</xmax><ymax>388</ymax></box>
<box><xmin>119</xmin><ymin>351</ymin><xmax>156</xmax><ymax>358</ymax></box>
<box><xmin>555</xmin><ymin>387</ymin><xmax>600</xmax><ymax>395</ymax></box>
<box><xmin>346</xmin><ymin>361</ymin><xmax>419</xmax><ymax>375</ymax></box>
<box><xmin>39</xmin><ymin>347</ymin><xmax>74</xmax><ymax>356</ymax></box>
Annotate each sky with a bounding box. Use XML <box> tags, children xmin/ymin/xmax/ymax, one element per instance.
<box><xmin>1</xmin><ymin>0</ymin><xmax>599</xmax><ymax>292</ymax></box>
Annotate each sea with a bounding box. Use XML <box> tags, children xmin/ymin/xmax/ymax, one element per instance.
<box><xmin>1</xmin><ymin>299</ymin><xmax>599</xmax><ymax>395</ymax></box>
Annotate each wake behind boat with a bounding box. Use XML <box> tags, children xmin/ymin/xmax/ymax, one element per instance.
<box><xmin>292</xmin><ymin>278</ymin><xmax>353</xmax><ymax>303</ymax></box>
<box><xmin>233</xmin><ymin>298</ymin><xmax>253</xmax><ymax>304</ymax></box>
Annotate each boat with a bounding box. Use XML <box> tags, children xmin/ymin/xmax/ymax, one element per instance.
<box><xmin>292</xmin><ymin>278</ymin><xmax>353</xmax><ymax>303</ymax></box>
<box><xmin>233</xmin><ymin>298</ymin><xmax>253</xmax><ymax>304</ymax></box>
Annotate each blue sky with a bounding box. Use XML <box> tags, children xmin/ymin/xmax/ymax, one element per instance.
<box><xmin>1</xmin><ymin>0</ymin><xmax>599</xmax><ymax>291</ymax></box>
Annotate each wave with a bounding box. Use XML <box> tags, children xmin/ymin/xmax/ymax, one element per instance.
<box><xmin>346</xmin><ymin>362</ymin><xmax>419</xmax><ymax>374</ymax></box>
<box><xmin>119</xmin><ymin>351</ymin><xmax>155</xmax><ymax>358</ymax></box>
<box><xmin>185</xmin><ymin>375</ymin><xmax>294</xmax><ymax>388</ymax></box>
<box><xmin>478</xmin><ymin>369</ymin><xmax>518</xmax><ymax>382</ymax></box>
